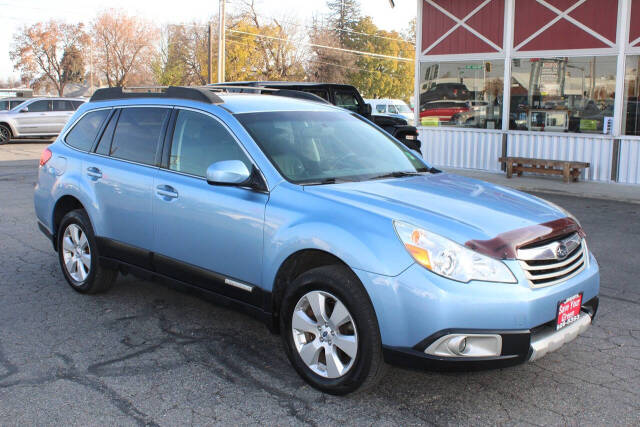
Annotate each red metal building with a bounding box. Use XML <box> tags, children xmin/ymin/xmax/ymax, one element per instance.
<box><xmin>415</xmin><ymin>0</ymin><xmax>640</xmax><ymax>184</ymax></box>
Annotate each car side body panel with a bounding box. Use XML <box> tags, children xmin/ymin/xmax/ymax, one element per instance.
<box><xmin>261</xmin><ymin>182</ymin><xmax>415</xmax><ymax>292</ymax></box>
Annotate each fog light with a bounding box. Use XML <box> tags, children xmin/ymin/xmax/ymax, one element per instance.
<box><xmin>447</xmin><ymin>336</ymin><xmax>468</xmax><ymax>356</ymax></box>
<box><xmin>426</xmin><ymin>333</ymin><xmax>502</xmax><ymax>358</ymax></box>
<box><xmin>459</xmin><ymin>337</ymin><xmax>467</xmax><ymax>353</ymax></box>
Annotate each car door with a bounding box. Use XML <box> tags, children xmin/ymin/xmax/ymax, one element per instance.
<box><xmin>51</xmin><ymin>100</ymin><xmax>77</xmax><ymax>134</ymax></box>
<box><xmin>14</xmin><ymin>99</ymin><xmax>51</xmax><ymax>135</ymax></box>
<box><xmin>86</xmin><ymin>106</ymin><xmax>171</xmax><ymax>269</ymax></box>
<box><xmin>153</xmin><ymin>108</ymin><xmax>268</xmax><ymax>302</ymax></box>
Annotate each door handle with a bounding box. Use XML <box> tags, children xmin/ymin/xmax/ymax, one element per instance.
<box><xmin>156</xmin><ymin>185</ymin><xmax>178</xmax><ymax>199</ymax></box>
<box><xmin>86</xmin><ymin>167</ymin><xmax>102</xmax><ymax>179</ymax></box>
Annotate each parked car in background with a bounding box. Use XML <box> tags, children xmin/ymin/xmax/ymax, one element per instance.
<box><xmin>420</xmin><ymin>83</ymin><xmax>470</xmax><ymax>105</ymax></box>
<box><xmin>0</xmin><ymin>97</ymin><xmax>29</xmax><ymax>111</ymax></box>
<box><xmin>419</xmin><ymin>100</ymin><xmax>469</xmax><ymax>125</ymax></box>
<box><xmin>0</xmin><ymin>97</ymin><xmax>85</xmax><ymax>144</ymax></box>
<box><xmin>35</xmin><ymin>86</ymin><xmax>599</xmax><ymax>395</ymax></box>
<box><xmin>365</xmin><ymin>98</ymin><xmax>415</xmax><ymax>126</ymax></box>
<box><xmin>210</xmin><ymin>81</ymin><xmax>421</xmax><ymax>153</ymax></box>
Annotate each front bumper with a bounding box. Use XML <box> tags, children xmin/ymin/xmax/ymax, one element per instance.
<box><xmin>354</xmin><ymin>252</ymin><xmax>600</xmax><ymax>370</ymax></box>
<box><xmin>382</xmin><ymin>297</ymin><xmax>598</xmax><ymax>370</ymax></box>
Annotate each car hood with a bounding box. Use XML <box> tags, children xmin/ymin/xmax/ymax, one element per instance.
<box><xmin>304</xmin><ymin>172</ymin><xmax>567</xmax><ymax>248</ymax></box>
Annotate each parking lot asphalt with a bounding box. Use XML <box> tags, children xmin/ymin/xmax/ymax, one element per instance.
<box><xmin>1</xmin><ymin>142</ymin><xmax>639</xmax><ymax>426</ymax></box>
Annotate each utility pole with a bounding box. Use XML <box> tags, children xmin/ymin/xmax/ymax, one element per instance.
<box><xmin>208</xmin><ymin>22</ymin><xmax>214</xmax><ymax>84</ymax></box>
<box><xmin>217</xmin><ymin>0</ymin><xmax>225</xmax><ymax>83</ymax></box>
<box><xmin>89</xmin><ymin>42</ymin><xmax>93</xmax><ymax>93</ymax></box>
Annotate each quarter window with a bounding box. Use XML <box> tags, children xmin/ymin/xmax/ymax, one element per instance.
<box><xmin>375</xmin><ymin>104</ymin><xmax>386</xmax><ymax>113</ymax></box>
<box><xmin>95</xmin><ymin>110</ymin><xmax>118</xmax><ymax>155</ymax></box>
<box><xmin>109</xmin><ymin>107</ymin><xmax>169</xmax><ymax>165</ymax></box>
<box><xmin>65</xmin><ymin>110</ymin><xmax>110</xmax><ymax>151</ymax></box>
<box><xmin>169</xmin><ymin>110</ymin><xmax>250</xmax><ymax>177</ymax></box>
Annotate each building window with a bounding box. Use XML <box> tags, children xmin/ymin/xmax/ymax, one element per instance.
<box><xmin>623</xmin><ymin>55</ymin><xmax>640</xmax><ymax>136</ymax></box>
<box><xmin>419</xmin><ymin>61</ymin><xmax>504</xmax><ymax>129</ymax></box>
<box><xmin>509</xmin><ymin>56</ymin><xmax>617</xmax><ymax>133</ymax></box>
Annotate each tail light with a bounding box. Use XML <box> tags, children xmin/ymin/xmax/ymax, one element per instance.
<box><xmin>39</xmin><ymin>148</ymin><xmax>52</xmax><ymax>167</ymax></box>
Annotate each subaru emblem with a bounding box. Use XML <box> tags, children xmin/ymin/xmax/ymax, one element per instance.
<box><xmin>556</xmin><ymin>243</ymin><xmax>569</xmax><ymax>259</ymax></box>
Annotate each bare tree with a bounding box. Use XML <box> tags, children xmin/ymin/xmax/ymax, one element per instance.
<box><xmin>10</xmin><ymin>21</ymin><xmax>88</xmax><ymax>96</ymax></box>
<box><xmin>92</xmin><ymin>10</ymin><xmax>158</xmax><ymax>87</ymax></box>
<box><xmin>236</xmin><ymin>0</ymin><xmax>307</xmax><ymax>80</ymax></box>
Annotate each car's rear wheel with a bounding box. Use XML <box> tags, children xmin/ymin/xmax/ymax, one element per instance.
<box><xmin>0</xmin><ymin>125</ymin><xmax>11</xmax><ymax>144</ymax></box>
<box><xmin>57</xmin><ymin>209</ymin><xmax>117</xmax><ymax>293</ymax></box>
<box><xmin>280</xmin><ymin>265</ymin><xmax>386</xmax><ymax>395</ymax></box>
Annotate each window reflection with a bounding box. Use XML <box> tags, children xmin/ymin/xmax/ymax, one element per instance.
<box><xmin>509</xmin><ymin>56</ymin><xmax>617</xmax><ymax>133</ymax></box>
<box><xmin>419</xmin><ymin>61</ymin><xmax>504</xmax><ymax>129</ymax></box>
<box><xmin>623</xmin><ymin>56</ymin><xmax>640</xmax><ymax>136</ymax></box>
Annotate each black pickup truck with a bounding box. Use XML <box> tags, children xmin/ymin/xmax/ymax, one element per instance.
<box><xmin>210</xmin><ymin>81</ymin><xmax>421</xmax><ymax>154</ymax></box>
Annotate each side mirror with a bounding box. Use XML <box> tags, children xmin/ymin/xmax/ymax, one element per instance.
<box><xmin>361</xmin><ymin>103</ymin><xmax>372</xmax><ymax>116</ymax></box>
<box><xmin>206</xmin><ymin>160</ymin><xmax>251</xmax><ymax>186</ymax></box>
<box><xmin>20</xmin><ymin>107</ymin><xmax>28</xmax><ymax>113</ymax></box>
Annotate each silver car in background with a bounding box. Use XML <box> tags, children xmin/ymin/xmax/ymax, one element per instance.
<box><xmin>0</xmin><ymin>97</ymin><xmax>30</xmax><ymax>111</ymax></box>
<box><xmin>0</xmin><ymin>97</ymin><xmax>85</xmax><ymax>144</ymax></box>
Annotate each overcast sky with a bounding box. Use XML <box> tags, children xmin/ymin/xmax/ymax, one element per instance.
<box><xmin>0</xmin><ymin>0</ymin><xmax>417</xmax><ymax>80</ymax></box>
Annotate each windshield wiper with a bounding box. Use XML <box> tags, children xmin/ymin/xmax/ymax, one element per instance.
<box><xmin>367</xmin><ymin>171</ymin><xmax>425</xmax><ymax>180</ymax></box>
<box><xmin>303</xmin><ymin>177</ymin><xmax>352</xmax><ymax>186</ymax></box>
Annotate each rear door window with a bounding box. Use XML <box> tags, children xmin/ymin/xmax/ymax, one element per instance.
<box><xmin>375</xmin><ymin>104</ymin><xmax>386</xmax><ymax>113</ymax></box>
<box><xmin>65</xmin><ymin>109</ymin><xmax>110</xmax><ymax>151</ymax></box>
<box><xmin>109</xmin><ymin>107</ymin><xmax>169</xmax><ymax>165</ymax></box>
<box><xmin>52</xmin><ymin>100</ymin><xmax>75</xmax><ymax>111</ymax></box>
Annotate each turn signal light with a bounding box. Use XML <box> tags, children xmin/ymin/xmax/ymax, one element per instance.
<box><xmin>39</xmin><ymin>148</ymin><xmax>52</xmax><ymax>167</ymax></box>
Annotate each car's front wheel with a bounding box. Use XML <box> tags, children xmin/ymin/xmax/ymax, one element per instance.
<box><xmin>57</xmin><ymin>209</ymin><xmax>117</xmax><ymax>293</ymax></box>
<box><xmin>280</xmin><ymin>265</ymin><xmax>386</xmax><ymax>395</ymax></box>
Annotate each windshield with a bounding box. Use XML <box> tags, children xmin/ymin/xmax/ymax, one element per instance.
<box><xmin>393</xmin><ymin>104</ymin><xmax>411</xmax><ymax>113</ymax></box>
<box><xmin>235</xmin><ymin>111</ymin><xmax>428</xmax><ymax>184</ymax></box>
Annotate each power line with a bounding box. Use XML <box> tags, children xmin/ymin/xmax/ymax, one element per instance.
<box><xmin>223</xmin><ymin>0</ymin><xmax>413</xmax><ymax>45</ymax></box>
<box><xmin>227</xmin><ymin>28</ymin><xmax>412</xmax><ymax>62</ymax></box>
<box><xmin>225</xmin><ymin>38</ymin><xmax>410</xmax><ymax>78</ymax></box>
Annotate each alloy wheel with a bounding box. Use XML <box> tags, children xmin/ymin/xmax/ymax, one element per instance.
<box><xmin>61</xmin><ymin>223</ymin><xmax>91</xmax><ymax>282</ymax></box>
<box><xmin>0</xmin><ymin>126</ymin><xmax>9</xmax><ymax>143</ymax></box>
<box><xmin>291</xmin><ymin>290</ymin><xmax>358</xmax><ymax>379</ymax></box>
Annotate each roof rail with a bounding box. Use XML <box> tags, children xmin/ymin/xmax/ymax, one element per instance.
<box><xmin>89</xmin><ymin>86</ymin><xmax>224</xmax><ymax>104</ymax></box>
<box><xmin>208</xmin><ymin>84</ymin><xmax>330</xmax><ymax>104</ymax></box>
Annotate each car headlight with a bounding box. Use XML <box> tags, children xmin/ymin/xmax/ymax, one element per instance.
<box><xmin>393</xmin><ymin>220</ymin><xmax>517</xmax><ymax>284</ymax></box>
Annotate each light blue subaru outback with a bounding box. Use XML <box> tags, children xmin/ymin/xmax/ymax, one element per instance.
<box><xmin>34</xmin><ymin>87</ymin><xmax>599</xmax><ymax>394</ymax></box>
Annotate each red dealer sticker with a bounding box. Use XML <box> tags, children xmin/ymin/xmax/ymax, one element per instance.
<box><xmin>557</xmin><ymin>293</ymin><xmax>583</xmax><ymax>330</ymax></box>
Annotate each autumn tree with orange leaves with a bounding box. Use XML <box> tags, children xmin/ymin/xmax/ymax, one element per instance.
<box><xmin>91</xmin><ymin>10</ymin><xmax>158</xmax><ymax>87</ymax></box>
<box><xmin>10</xmin><ymin>21</ymin><xmax>88</xmax><ymax>96</ymax></box>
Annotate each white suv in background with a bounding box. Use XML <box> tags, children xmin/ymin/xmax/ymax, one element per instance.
<box><xmin>0</xmin><ymin>97</ymin><xmax>85</xmax><ymax>144</ymax></box>
<box><xmin>365</xmin><ymin>98</ymin><xmax>415</xmax><ymax>126</ymax></box>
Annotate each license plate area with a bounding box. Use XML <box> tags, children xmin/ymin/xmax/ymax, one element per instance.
<box><xmin>556</xmin><ymin>293</ymin><xmax>583</xmax><ymax>330</ymax></box>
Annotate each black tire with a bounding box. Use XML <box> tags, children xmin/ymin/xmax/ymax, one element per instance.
<box><xmin>0</xmin><ymin>124</ymin><xmax>11</xmax><ymax>145</ymax></box>
<box><xmin>280</xmin><ymin>265</ymin><xmax>386</xmax><ymax>395</ymax></box>
<box><xmin>57</xmin><ymin>209</ymin><xmax>117</xmax><ymax>294</ymax></box>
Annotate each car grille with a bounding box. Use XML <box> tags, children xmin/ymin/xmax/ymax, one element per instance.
<box><xmin>517</xmin><ymin>233</ymin><xmax>587</xmax><ymax>288</ymax></box>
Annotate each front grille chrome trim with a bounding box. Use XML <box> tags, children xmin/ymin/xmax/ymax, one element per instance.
<box><xmin>517</xmin><ymin>234</ymin><xmax>587</xmax><ymax>288</ymax></box>
<box><xmin>517</xmin><ymin>233</ymin><xmax>582</xmax><ymax>261</ymax></box>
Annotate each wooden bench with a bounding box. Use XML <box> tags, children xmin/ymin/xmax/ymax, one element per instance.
<box><xmin>499</xmin><ymin>157</ymin><xmax>590</xmax><ymax>183</ymax></box>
